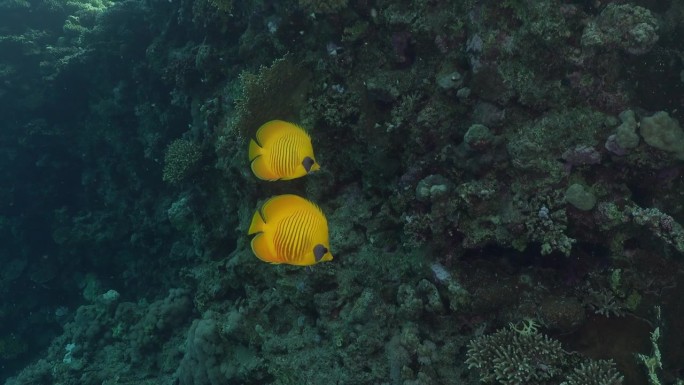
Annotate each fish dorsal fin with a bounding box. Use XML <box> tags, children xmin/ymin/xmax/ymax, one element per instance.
<box><xmin>303</xmin><ymin>198</ymin><xmax>324</xmax><ymax>219</ymax></box>
<box><xmin>255</xmin><ymin>120</ymin><xmax>286</xmax><ymax>146</ymax></box>
<box><xmin>261</xmin><ymin>194</ymin><xmax>302</xmax><ymax>220</ymax></box>
<box><xmin>256</xmin><ymin>120</ymin><xmax>311</xmax><ymax>145</ymax></box>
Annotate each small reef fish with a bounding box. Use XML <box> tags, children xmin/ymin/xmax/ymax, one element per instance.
<box><xmin>248</xmin><ymin>194</ymin><xmax>333</xmax><ymax>266</ymax></box>
<box><xmin>248</xmin><ymin>120</ymin><xmax>320</xmax><ymax>180</ymax></box>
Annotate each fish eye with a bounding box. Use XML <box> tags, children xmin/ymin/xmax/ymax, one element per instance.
<box><xmin>313</xmin><ymin>244</ymin><xmax>328</xmax><ymax>262</ymax></box>
<box><xmin>302</xmin><ymin>157</ymin><xmax>315</xmax><ymax>172</ymax></box>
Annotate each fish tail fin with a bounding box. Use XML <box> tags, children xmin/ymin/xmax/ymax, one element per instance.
<box><xmin>250</xmin><ymin>233</ymin><xmax>275</xmax><ymax>263</ymax></box>
<box><xmin>248</xmin><ymin>139</ymin><xmax>262</xmax><ymax>161</ymax></box>
<box><xmin>248</xmin><ymin>209</ymin><xmax>265</xmax><ymax>235</ymax></box>
<box><xmin>249</xmin><ymin>139</ymin><xmax>276</xmax><ymax>180</ymax></box>
<box><xmin>250</xmin><ymin>157</ymin><xmax>275</xmax><ymax>180</ymax></box>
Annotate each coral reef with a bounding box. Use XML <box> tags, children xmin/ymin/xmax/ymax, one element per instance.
<box><xmin>162</xmin><ymin>139</ymin><xmax>203</xmax><ymax>184</ymax></box>
<box><xmin>561</xmin><ymin>360</ymin><xmax>624</xmax><ymax>385</ymax></box>
<box><xmin>639</xmin><ymin>111</ymin><xmax>684</xmax><ymax>159</ymax></box>
<box><xmin>1</xmin><ymin>0</ymin><xmax>683</xmax><ymax>384</ymax></box>
<box><xmin>466</xmin><ymin>321</ymin><xmax>567</xmax><ymax>384</ymax></box>
<box><xmin>6</xmin><ymin>288</ymin><xmax>192</xmax><ymax>384</ymax></box>
<box><xmin>582</xmin><ymin>4</ymin><xmax>659</xmax><ymax>55</ymax></box>
<box><xmin>175</xmin><ymin>313</ymin><xmax>261</xmax><ymax>384</ymax></box>
<box><xmin>298</xmin><ymin>0</ymin><xmax>347</xmax><ymax>14</ymax></box>
<box><xmin>467</xmin><ymin>321</ymin><xmax>625</xmax><ymax>385</ymax></box>
<box><xmin>227</xmin><ymin>56</ymin><xmax>310</xmax><ymax>141</ymax></box>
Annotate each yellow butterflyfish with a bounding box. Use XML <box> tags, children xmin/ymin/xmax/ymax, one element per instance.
<box><xmin>248</xmin><ymin>120</ymin><xmax>320</xmax><ymax>181</ymax></box>
<box><xmin>248</xmin><ymin>194</ymin><xmax>333</xmax><ymax>266</ymax></box>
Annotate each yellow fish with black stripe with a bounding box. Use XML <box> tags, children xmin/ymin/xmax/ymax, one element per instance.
<box><xmin>248</xmin><ymin>194</ymin><xmax>333</xmax><ymax>266</ymax></box>
<box><xmin>248</xmin><ymin>120</ymin><xmax>320</xmax><ymax>181</ymax></box>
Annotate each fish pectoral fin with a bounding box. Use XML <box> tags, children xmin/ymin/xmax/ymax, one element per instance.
<box><xmin>250</xmin><ymin>233</ymin><xmax>275</xmax><ymax>263</ymax></box>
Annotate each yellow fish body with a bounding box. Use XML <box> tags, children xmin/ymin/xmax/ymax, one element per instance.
<box><xmin>248</xmin><ymin>194</ymin><xmax>333</xmax><ymax>266</ymax></box>
<box><xmin>248</xmin><ymin>120</ymin><xmax>320</xmax><ymax>181</ymax></box>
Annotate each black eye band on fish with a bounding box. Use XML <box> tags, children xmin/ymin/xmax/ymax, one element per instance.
<box><xmin>302</xmin><ymin>156</ymin><xmax>315</xmax><ymax>173</ymax></box>
<box><xmin>314</xmin><ymin>244</ymin><xmax>328</xmax><ymax>262</ymax></box>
